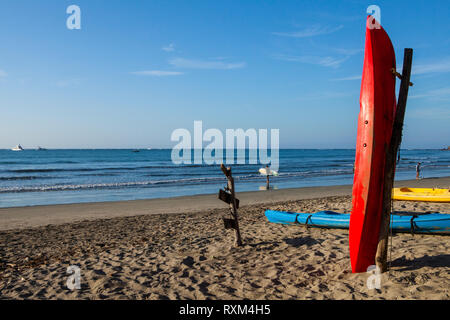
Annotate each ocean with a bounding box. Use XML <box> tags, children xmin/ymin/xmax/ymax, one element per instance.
<box><xmin>0</xmin><ymin>149</ymin><xmax>449</xmax><ymax>208</ymax></box>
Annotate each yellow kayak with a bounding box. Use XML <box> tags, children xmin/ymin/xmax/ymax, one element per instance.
<box><xmin>393</xmin><ymin>188</ymin><xmax>450</xmax><ymax>202</ymax></box>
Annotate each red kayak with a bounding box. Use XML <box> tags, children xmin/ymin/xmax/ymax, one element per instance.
<box><xmin>349</xmin><ymin>18</ymin><xmax>397</xmax><ymax>273</ymax></box>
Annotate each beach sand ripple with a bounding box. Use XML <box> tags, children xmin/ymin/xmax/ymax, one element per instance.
<box><xmin>0</xmin><ymin>196</ymin><xmax>449</xmax><ymax>300</ymax></box>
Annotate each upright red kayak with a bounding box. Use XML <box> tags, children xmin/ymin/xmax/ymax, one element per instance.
<box><xmin>349</xmin><ymin>19</ymin><xmax>397</xmax><ymax>273</ymax></box>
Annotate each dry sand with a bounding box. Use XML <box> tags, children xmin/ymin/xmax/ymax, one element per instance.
<box><xmin>0</xmin><ymin>177</ymin><xmax>449</xmax><ymax>300</ymax></box>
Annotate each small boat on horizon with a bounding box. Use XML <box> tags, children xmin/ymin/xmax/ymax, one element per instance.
<box><xmin>11</xmin><ymin>144</ymin><xmax>24</xmax><ymax>151</ymax></box>
<box><xmin>37</xmin><ymin>146</ymin><xmax>47</xmax><ymax>151</ymax></box>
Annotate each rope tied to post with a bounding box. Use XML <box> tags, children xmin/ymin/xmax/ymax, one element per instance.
<box><xmin>305</xmin><ymin>214</ymin><xmax>313</xmax><ymax>230</ymax></box>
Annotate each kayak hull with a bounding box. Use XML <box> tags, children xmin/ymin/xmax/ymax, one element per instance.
<box><xmin>266</xmin><ymin>210</ymin><xmax>450</xmax><ymax>235</ymax></box>
<box><xmin>349</xmin><ymin>19</ymin><xmax>397</xmax><ymax>273</ymax></box>
<box><xmin>393</xmin><ymin>188</ymin><xmax>450</xmax><ymax>203</ymax></box>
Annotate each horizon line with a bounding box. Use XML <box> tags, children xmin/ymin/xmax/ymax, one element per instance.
<box><xmin>0</xmin><ymin>147</ymin><xmax>447</xmax><ymax>151</ymax></box>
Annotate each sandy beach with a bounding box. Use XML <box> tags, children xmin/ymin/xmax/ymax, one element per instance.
<box><xmin>3</xmin><ymin>0</ymin><xmax>450</xmax><ymax>305</ymax></box>
<box><xmin>0</xmin><ymin>177</ymin><xmax>449</xmax><ymax>300</ymax></box>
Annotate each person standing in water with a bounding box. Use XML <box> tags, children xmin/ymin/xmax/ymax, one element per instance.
<box><xmin>265</xmin><ymin>165</ymin><xmax>270</xmax><ymax>190</ymax></box>
<box><xmin>416</xmin><ymin>162</ymin><xmax>421</xmax><ymax>180</ymax></box>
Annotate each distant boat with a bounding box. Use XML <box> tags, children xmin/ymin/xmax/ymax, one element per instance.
<box><xmin>37</xmin><ymin>146</ymin><xmax>47</xmax><ymax>151</ymax></box>
<box><xmin>132</xmin><ymin>149</ymin><xmax>140</xmax><ymax>153</ymax></box>
<box><xmin>11</xmin><ymin>144</ymin><xmax>24</xmax><ymax>151</ymax></box>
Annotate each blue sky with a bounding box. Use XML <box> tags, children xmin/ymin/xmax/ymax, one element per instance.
<box><xmin>0</xmin><ymin>0</ymin><xmax>449</xmax><ymax>149</ymax></box>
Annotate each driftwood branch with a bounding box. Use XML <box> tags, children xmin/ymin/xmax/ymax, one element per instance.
<box><xmin>376</xmin><ymin>48</ymin><xmax>413</xmax><ymax>272</ymax></box>
<box><xmin>219</xmin><ymin>164</ymin><xmax>243</xmax><ymax>247</ymax></box>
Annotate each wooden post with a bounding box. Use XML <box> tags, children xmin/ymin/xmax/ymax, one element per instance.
<box><xmin>220</xmin><ymin>164</ymin><xmax>243</xmax><ymax>247</ymax></box>
<box><xmin>376</xmin><ymin>48</ymin><xmax>413</xmax><ymax>272</ymax></box>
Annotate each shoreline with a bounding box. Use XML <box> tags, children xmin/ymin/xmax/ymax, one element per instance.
<box><xmin>1</xmin><ymin>176</ymin><xmax>449</xmax><ymax>231</ymax></box>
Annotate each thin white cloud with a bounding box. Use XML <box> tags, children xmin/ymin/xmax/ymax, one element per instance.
<box><xmin>295</xmin><ymin>91</ymin><xmax>354</xmax><ymax>101</ymax></box>
<box><xmin>408</xmin><ymin>107</ymin><xmax>450</xmax><ymax>119</ymax></box>
<box><xmin>333</xmin><ymin>48</ymin><xmax>362</xmax><ymax>56</ymax></box>
<box><xmin>131</xmin><ymin>70</ymin><xmax>184</xmax><ymax>76</ymax></box>
<box><xmin>169</xmin><ymin>58</ymin><xmax>246</xmax><ymax>70</ymax></box>
<box><xmin>413</xmin><ymin>57</ymin><xmax>450</xmax><ymax>75</ymax></box>
<box><xmin>272</xmin><ymin>24</ymin><xmax>344</xmax><ymax>38</ymax></box>
<box><xmin>331</xmin><ymin>75</ymin><xmax>362</xmax><ymax>81</ymax></box>
<box><xmin>162</xmin><ymin>43</ymin><xmax>175</xmax><ymax>52</ymax></box>
<box><xmin>410</xmin><ymin>87</ymin><xmax>450</xmax><ymax>100</ymax></box>
<box><xmin>0</xmin><ymin>70</ymin><xmax>7</xmax><ymax>78</ymax></box>
<box><xmin>273</xmin><ymin>54</ymin><xmax>349</xmax><ymax>68</ymax></box>
<box><xmin>210</xmin><ymin>56</ymin><xmax>228</xmax><ymax>61</ymax></box>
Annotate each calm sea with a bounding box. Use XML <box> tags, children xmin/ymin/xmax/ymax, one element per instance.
<box><xmin>0</xmin><ymin>149</ymin><xmax>449</xmax><ymax>208</ymax></box>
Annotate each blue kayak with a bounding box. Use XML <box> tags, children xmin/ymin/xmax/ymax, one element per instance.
<box><xmin>265</xmin><ymin>210</ymin><xmax>450</xmax><ymax>235</ymax></box>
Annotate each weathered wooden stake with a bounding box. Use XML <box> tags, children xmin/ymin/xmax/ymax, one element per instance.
<box><xmin>376</xmin><ymin>48</ymin><xmax>413</xmax><ymax>272</ymax></box>
<box><xmin>220</xmin><ymin>164</ymin><xmax>243</xmax><ymax>247</ymax></box>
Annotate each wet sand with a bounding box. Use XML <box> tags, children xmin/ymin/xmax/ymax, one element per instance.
<box><xmin>1</xmin><ymin>176</ymin><xmax>449</xmax><ymax>231</ymax></box>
